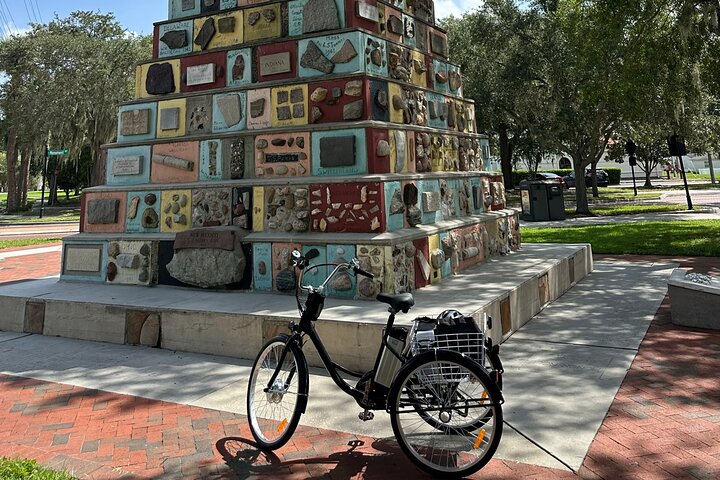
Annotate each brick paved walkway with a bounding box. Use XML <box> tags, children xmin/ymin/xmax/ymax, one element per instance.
<box><xmin>2</xmin><ymin>247</ymin><xmax>720</xmax><ymax>478</ymax></box>
<box><xmin>0</xmin><ymin>243</ymin><xmax>62</xmax><ymax>284</ymax></box>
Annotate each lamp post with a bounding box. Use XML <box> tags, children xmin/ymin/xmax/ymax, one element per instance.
<box><xmin>624</xmin><ymin>140</ymin><xmax>638</xmax><ymax>197</ymax></box>
<box><xmin>667</xmin><ymin>134</ymin><xmax>693</xmax><ymax>210</ymax></box>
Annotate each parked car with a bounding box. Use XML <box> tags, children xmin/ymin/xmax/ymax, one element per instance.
<box><xmin>563</xmin><ymin>169</ymin><xmax>609</xmax><ymax>188</ymax></box>
<box><xmin>519</xmin><ymin>172</ymin><xmax>568</xmax><ymax>188</ymax></box>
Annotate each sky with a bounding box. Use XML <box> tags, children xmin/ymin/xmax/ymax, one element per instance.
<box><xmin>0</xmin><ymin>0</ymin><xmax>483</xmax><ymax>38</ymax></box>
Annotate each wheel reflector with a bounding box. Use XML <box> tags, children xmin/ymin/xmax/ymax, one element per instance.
<box><xmin>473</xmin><ymin>429</ymin><xmax>486</xmax><ymax>449</ymax></box>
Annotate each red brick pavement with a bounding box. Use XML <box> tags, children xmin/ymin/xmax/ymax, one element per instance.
<box><xmin>1</xmin><ymin>249</ymin><xmax>720</xmax><ymax>479</ymax></box>
<box><xmin>0</xmin><ymin>243</ymin><xmax>62</xmax><ymax>284</ymax></box>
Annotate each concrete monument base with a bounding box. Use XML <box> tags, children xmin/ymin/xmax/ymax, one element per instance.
<box><xmin>0</xmin><ymin>243</ymin><xmax>591</xmax><ymax>371</ymax></box>
<box><xmin>668</xmin><ymin>268</ymin><xmax>720</xmax><ymax>330</ymax></box>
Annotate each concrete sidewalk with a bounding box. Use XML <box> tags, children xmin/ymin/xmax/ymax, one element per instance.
<box><xmin>520</xmin><ymin>208</ymin><xmax>720</xmax><ymax>229</ymax></box>
<box><xmin>0</xmin><ymin>259</ymin><xmax>676</xmax><ymax>478</ymax></box>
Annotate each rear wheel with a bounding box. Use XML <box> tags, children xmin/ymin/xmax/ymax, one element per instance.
<box><xmin>389</xmin><ymin>350</ymin><xmax>503</xmax><ymax>478</ymax></box>
<box><xmin>247</xmin><ymin>335</ymin><xmax>308</xmax><ymax>450</ymax></box>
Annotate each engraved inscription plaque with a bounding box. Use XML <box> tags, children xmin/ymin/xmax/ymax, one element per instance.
<box><xmin>186</xmin><ymin>63</ymin><xmax>216</xmax><ymax>86</ymax></box>
<box><xmin>356</xmin><ymin>2</ymin><xmax>379</xmax><ymax>22</ymax></box>
<box><xmin>260</xmin><ymin>52</ymin><xmax>291</xmax><ymax>76</ymax></box>
<box><xmin>63</xmin><ymin>245</ymin><xmax>103</xmax><ymax>275</ymax></box>
<box><xmin>120</xmin><ymin>109</ymin><xmax>151</xmax><ymax>136</ymax></box>
<box><xmin>112</xmin><ymin>156</ymin><xmax>143</xmax><ymax>176</ymax></box>
<box><xmin>174</xmin><ymin>229</ymin><xmax>235</xmax><ymax>251</ymax></box>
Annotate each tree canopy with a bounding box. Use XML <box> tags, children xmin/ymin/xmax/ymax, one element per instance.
<box><xmin>442</xmin><ymin>0</ymin><xmax>719</xmax><ymax>213</ymax></box>
<box><xmin>0</xmin><ymin>11</ymin><xmax>151</xmax><ymax>212</ymax></box>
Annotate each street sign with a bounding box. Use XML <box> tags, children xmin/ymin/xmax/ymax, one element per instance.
<box><xmin>48</xmin><ymin>149</ymin><xmax>68</xmax><ymax>156</ymax></box>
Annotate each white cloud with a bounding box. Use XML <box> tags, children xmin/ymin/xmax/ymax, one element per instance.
<box><xmin>435</xmin><ymin>0</ymin><xmax>485</xmax><ymax>20</ymax></box>
<box><xmin>1</xmin><ymin>23</ymin><xmax>31</xmax><ymax>37</ymax></box>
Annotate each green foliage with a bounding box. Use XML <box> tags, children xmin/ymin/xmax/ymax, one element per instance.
<box><xmin>0</xmin><ymin>458</ymin><xmax>76</xmax><ymax>480</ymax></box>
<box><xmin>522</xmin><ymin>220</ymin><xmax>720</xmax><ymax>256</ymax></box>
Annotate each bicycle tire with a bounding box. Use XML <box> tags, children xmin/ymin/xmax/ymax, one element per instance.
<box><xmin>247</xmin><ymin>334</ymin><xmax>308</xmax><ymax>450</ymax></box>
<box><xmin>389</xmin><ymin>350</ymin><xmax>503</xmax><ymax>478</ymax></box>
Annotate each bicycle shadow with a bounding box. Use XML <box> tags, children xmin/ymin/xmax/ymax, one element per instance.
<box><xmin>215</xmin><ymin>436</ymin><xmax>434</xmax><ymax>479</ymax></box>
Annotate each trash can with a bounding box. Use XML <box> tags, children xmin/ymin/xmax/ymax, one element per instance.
<box><xmin>519</xmin><ymin>181</ymin><xmax>564</xmax><ymax>221</ymax></box>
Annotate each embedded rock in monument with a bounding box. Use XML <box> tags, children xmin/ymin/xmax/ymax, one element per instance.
<box><xmin>217</xmin><ymin>16</ymin><xmax>236</xmax><ymax>33</ymax></box>
<box><xmin>300</xmin><ymin>40</ymin><xmax>335</xmax><ymax>74</ymax></box>
<box><xmin>167</xmin><ymin>228</ymin><xmax>247</xmax><ymax>288</ymax></box>
<box><xmin>192</xmin><ymin>189</ymin><xmax>231</xmax><ymax>227</ymax></box>
<box><xmin>302</xmin><ymin>0</ymin><xmax>340</xmax><ymax>33</ymax></box>
<box><xmin>231</xmin><ymin>54</ymin><xmax>245</xmax><ymax>82</ymax></box>
<box><xmin>387</xmin><ymin>15</ymin><xmax>403</xmax><ymax>35</ymax></box>
<box><xmin>389</xmin><ymin>189</ymin><xmax>405</xmax><ymax>214</ymax></box>
<box><xmin>311</xmin><ymin>106</ymin><xmax>323</xmax><ymax>123</ymax></box>
<box><xmin>250</xmin><ymin>97</ymin><xmax>266</xmax><ymax>118</ymax></box>
<box><xmin>311</xmin><ymin>87</ymin><xmax>328</xmax><ymax>102</ymax></box>
<box><xmin>248</xmin><ymin>11</ymin><xmax>260</xmax><ymax>25</ymax></box>
<box><xmin>330</xmin><ymin>40</ymin><xmax>358</xmax><ymax>64</ymax></box>
<box><xmin>217</xmin><ymin>94</ymin><xmax>243</xmax><ymax>127</ymax></box>
<box><xmin>449</xmin><ymin>70</ymin><xmax>462</xmax><ymax>91</ymax></box>
<box><xmin>142</xmin><ymin>208</ymin><xmax>159</xmax><ymax>229</ymax></box>
<box><xmin>343</xmin><ymin>100</ymin><xmax>363</xmax><ymax>120</ymax></box>
<box><xmin>435</xmin><ymin>71</ymin><xmax>447</xmax><ymax>84</ymax></box>
<box><xmin>108</xmin><ymin>242</ymin><xmax>120</xmax><ymax>259</ymax></box>
<box><xmin>376</xmin><ymin>139</ymin><xmax>390</xmax><ymax>157</ymax></box>
<box><xmin>87</xmin><ymin>199</ymin><xmax>119</xmax><ymax>224</ymax></box>
<box><xmin>430</xmin><ymin>249</ymin><xmax>445</xmax><ymax>270</ymax></box>
<box><xmin>344</xmin><ymin>80</ymin><xmax>362</xmax><ymax>97</ymax></box>
<box><xmin>146</xmin><ymin>63</ymin><xmax>175</xmax><ymax>95</ymax></box>
<box><xmin>276</xmin><ymin>268</ymin><xmax>296</xmax><ymax>291</ymax></box>
<box><xmin>423</xmin><ymin>191</ymin><xmax>441</xmax><ymax>213</ymax></box>
<box><xmin>106</xmin><ymin>262</ymin><xmax>118</xmax><ymax>281</ymax></box>
<box><xmin>292</xmin><ymin>103</ymin><xmax>305</xmax><ymax>118</ymax></box>
<box><xmin>160</xmin><ymin>107</ymin><xmax>180</xmax><ymax>131</ymax></box>
<box><xmin>117</xmin><ymin>253</ymin><xmax>140</xmax><ymax>269</ymax></box>
<box><xmin>194</xmin><ymin>18</ymin><xmax>216</xmax><ymax>50</ymax></box>
<box><xmin>262</xmin><ymin>8</ymin><xmax>276</xmax><ymax>22</ymax></box>
<box><xmin>276</xmin><ymin>105</ymin><xmax>292</xmax><ymax>120</ymax></box>
<box><xmin>139</xmin><ymin>314</ymin><xmax>160</xmax><ymax>347</ymax></box>
<box><xmin>319</xmin><ymin>136</ymin><xmax>355</xmax><ymax>167</ymax></box>
<box><xmin>407</xmin><ymin>206</ymin><xmax>422</xmax><ymax>227</ymax></box>
<box><xmin>128</xmin><ymin>196</ymin><xmax>141</xmax><ymax>219</ymax></box>
<box><xmin>187</xmin><ymin>96</ymin><xmax>212</xmax><ymax>133</ymax></box>
<box><xmin>160</xmin><ymin>30</ymin><xmax>188</xmax><ymax>49</ymax></box>
<box><xmin>121</xmin><ymin>109</ymin><xmax>150</xmax><ymax>136</ymax></box>
<box><xmin>331</xmin><ymin>271</ymin><xmax>353</xmax><ymax>291</ymax></box>
<box><xmin>153</xmin><ymin>154</ymin><xmax>195</xmax><ymax>171</ymax></box>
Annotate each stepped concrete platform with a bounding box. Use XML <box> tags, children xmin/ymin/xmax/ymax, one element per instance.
<box><xmin>0</xmin><ymin>243</ymin><xmax>591</xmax><ymax>371</ymax></box>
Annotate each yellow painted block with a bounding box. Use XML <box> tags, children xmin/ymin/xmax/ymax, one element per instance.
<box><xmin>428</xmin><ymin>234</ymin><xmax>442</xmax><ymax>283</ymax></box>
<box><xmin>193</xmin><ymin>11</ymin><xmax>244</xmax><ymax>52</ymax></box>
<box><xmin>160</xmin><ymin>190</ymin><xmax>192</xmax><ymax>233</ymax></box>
<box><xmin>388</xmin><ymin>83</ymin><xmax>404</xmax><ymax>124</ymax></box>
<box><xmin>156</xmin><ymin>98</ymin><xmax>187</xmax><ymax>138</ymax></box>
<box><xmin>252</xmin><ymin>186</ymin><xmax>264</xmax><ymax>232</ymax></box>
<box><xmin>270</xmin><ymin>85</ymin><xmax>308</xmax><ymax>128</ymax></box>
<box><xmin>135</xmin><ymin>60</ymin><xmax>181</xmax><ymax>99</ymax></box>
<box><xmin>411</xmin><ymin>50</ymin><xmax>427</xmax><ymax>88</ymax></box>
<box><xmin>244</xmin><ymin>4</ymin><xmax>281</xmax><ymax>42</ymax></box>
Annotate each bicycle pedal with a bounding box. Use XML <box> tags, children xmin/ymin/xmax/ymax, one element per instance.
<box><xmin>358</xmin><ymin>410</ymin><xmax>375</xmax><ymax>422</ymax></box>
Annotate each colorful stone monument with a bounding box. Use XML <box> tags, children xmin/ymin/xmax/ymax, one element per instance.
<box><xmin>61</xmin><ymin>0</ymin><xmax>520</xmax><ymax>297</ymax></box>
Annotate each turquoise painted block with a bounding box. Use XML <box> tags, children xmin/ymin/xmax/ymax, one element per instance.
<box><xmin>117</xmin><ymin>103</ymin><xmax>157</xmax><ymax>143</ymax></box>
<box><xmin>158</xmin><ymin>20</ymin><xmax>193</xmax><ymax>58</ymax></box>
<box><xmin>212</xmin><ymin>92</ymin><xmax>247</xmax><ymax>133</ymax></box>
<box><xmin>448</xmin><ymin>179</ymin><xmax>462</xmax><ymax>219</ymax></box>
<box><xmin>220</xmin><ymin>0</ymin><xmax>236</xmax><ymax>9</ymax></box>
<box><xmin>425</xmin><ymin>92</ymin><xmax>448</xmax><ymax>130</ymax></box>
<box><xmin>438</xmin><ymin>232</ymin><xmax>452</xmax><ymax>278</ymax></box>
<box><xmin>227</xmin><ymin>49</ymin><xmax>253</xmax><ymax>87</ymax></box>
<box><xmin>253</xmin><ymin>243</ymin><xmax>273</xmax><ymax>291</ymax></box>
<box><xmin>417</xmin><ymin>179</ymin><xmax>441</xmax><ymax>225</ymax></box>
<box><xmin>327</xmin><ymin>244</ymin><xmax>356</xmax><ymax>298</ymax></box>
<box><xmin>60</xmin><ymin>241</ymin><xmax>107</xmax><ymax>283</ymax></box>
<box><xmin>480</xmin><ymin>139</ymin><xmax>491</xmax><ymax>170</ymax></box>
<box><xmin>200</xmin><ymin>140</ymin><xmax>224</xmax><ymax>181</ymax></box>
<box><xmin>106</xmin><ymin>146</ymin><xmax>152</xmax><ymax>186</ymax></box>
<box><xmin>288</xmin><ymin>0</ymin><xmax>346</xmax><ymax>36</ymax></box>
<box><xmin>311</xmin><ymin>128</ymin><xmax>368</xmax><ymax>177</ymax></box>
<box><xmin>168</xmin><ymin>0</ymin><xmax>200</xmax><ymax>20</ymax></box>
<box><xmin>364</xmin><ymin>34</ymin><xmax>389</xmax><ymax>77</ymax></box>
<box><xmin>433</xmin><ymin>59</ymin><xmax>449</xmax><ymax>94</ymax></box>
<box><xmin>302</xmin><ymin>245</ymin><xmax>328</xmax><ymax>289</ymax></box>
<box><xmin>384</xmin><ymin>181</ymin><xmax>404</xmax><ymax>232</ymax></box>
<box><xmin>298</xmin><ymin>32</ymin><xmax>362</xmax><ymax>78</ymax></box>
<box><xmin>470</xmin><ymin>177</ymin><xmax>484</xmax><ymax>213</ymax></box>
<box><xmin>125</xmin><ymin>191</ymin><xmax>161</xmax><ymax>233</ymax></box>
<box><xmin>402</xmin><ymin>14</ymin><xmax>416</xmax><ymax>48</ymax></box>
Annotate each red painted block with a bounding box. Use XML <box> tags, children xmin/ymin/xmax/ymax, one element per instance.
<box><xmin>413</xmin><ymin>237</ymin><xmax>430</xmax><ymax>289</ymax></box>
<box><xmin>152</xmin><ymin>25</ymin><xmax>159</xmax><ymax>59</ymax></box>
<box><xmin>307</xmin><ymin>78</ymin><xmax>369</xmax><ymax>125</ymax></box>
<box><xmin>180</xmin><ymin>51</ymin><xmax>227</xmax><ymax>93</ymax></box>
<box><xmin>255</xmin><ymin>40</ymin><xmax>298</xmax><ymax>83</ymax></box>
<box><xmin>309</xmin><ymin>182</ymin><xmax>386</xmax><ymax>233</ymax></box>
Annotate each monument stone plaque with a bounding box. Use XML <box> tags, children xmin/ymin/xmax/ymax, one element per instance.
<box><xmin>160</xmin><ymin>107</ymin><xmax>181</xmax><ymax>131</ymax></box>
<box><xmin>120</xmin><ymin>109</ymin><xmax>150</xmax><ymax>136</ymax></box>
<box><xmin>112</xmin><ymin>156</ymin><xmax>143</xmax><ymax>176</ymax></box>
<box><xmin>357</xmin><ymin>2</ymin><xmax>379</xmax><ymax>22</ymax></box>
<box><xmin>320</xmin><ymin>136</ymin><xmax>355</xmax><ymax>167</ymax></box>
<box><xmin>63</xmin><ymin>245</ymin><xmax>103</xmax><ymax>275</ymax></box>
<box><xmin>260</xmin><ymin>52</ymin><xmax>292</xmax><ymax>76</ymax></box>
<box><xmin>186</xmin><ymin>63</ymin><xmax>216</xmax><ymax>86</ymax></box>
<box><xmin>174</xmin><ymin>229</ymin><xmax>235</xmax><ymax>251</ymax></box>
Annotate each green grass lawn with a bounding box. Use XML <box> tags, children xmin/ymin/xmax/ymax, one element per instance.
<box><xmin>0</xmin><ymin>238</ymin><xmax>62</xmax><ymax>250</ymax></box>
<box><xmin>0</xmin><ymin>212</ymin><xmax>80</xmax><ymax>224</ymax></box>
<box><xmin>522</xmin><ymin>220</ymin><xmax>720</xmax><ymax>256</ymax></box>
<box><xmin>566</xmin><ymin>204</ymin><xmax>687</xmax><ymax>216</ymax></box>
<box><xmin>0</xmin><ymin>458</ymin><xmax>76</xmax><ymax>480</ymax></box>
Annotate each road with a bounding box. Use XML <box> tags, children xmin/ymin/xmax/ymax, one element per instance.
<box><xmin>0</xmin><ymin>222</ymin><xmax>79</xmax><ymax>240</ymax></box>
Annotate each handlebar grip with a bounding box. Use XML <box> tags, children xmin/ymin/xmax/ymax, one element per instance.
<box><xmin>354</xmin><ymin>266</ymin><xmax>374</xmax><ymax>279</ymax></box>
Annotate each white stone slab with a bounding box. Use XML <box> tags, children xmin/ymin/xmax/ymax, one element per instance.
<box><xmin>259</xmin><ymin>52</ymin><xmax>292</xmax><ymax>76</ymax></box>
<box><xmin>111</xmin><ymin>156</ymin><xmax>143</xmax><ymax>176</ymax></box>
<box><xmin>186</xmin><ymin>63</ymin><xmax>216</xmax><ymax>86</ymax></box>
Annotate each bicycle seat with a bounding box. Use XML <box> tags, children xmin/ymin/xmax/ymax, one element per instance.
<box><xmin>376</xmin><ymin>293</ymin><xmax>415</xmax><ymax>313</ymax></box>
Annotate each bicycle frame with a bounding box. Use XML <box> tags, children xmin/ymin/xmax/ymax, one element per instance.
<box><xmin>264</xmin><ymin>260</ymin><xmax>406</xmax><ymax>408</ymax></box>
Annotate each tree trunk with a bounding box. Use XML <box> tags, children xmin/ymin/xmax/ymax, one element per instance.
<box><xmin>644</xmin><ymin>169</ymin><xmax>653</xmax><ymax>188</ymax></box>
<box><xmin>499</xmin><ymin>126</ymin><xmax>514</xmax><ymax>190</ymax></box>
<box><xmin>19</xmin><ymin>147</ymin><xmax>31</xmax><ymax>210</ymax></box>
<box><xmin>572</xmin><ymin>154</ymin><xmax>591</xmax><ymax>215</ymax></box>
<box><xmin>5</xmin><ymin>127</ymin><xmax>19</xmax><ymax>213</ymax></box>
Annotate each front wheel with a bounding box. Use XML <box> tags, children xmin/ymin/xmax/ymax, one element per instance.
<box><xmin>389</xmin><ymin>350</ymin><xmax>503</xmax><ymax>478</ymax></box>
<box><xmin>247</xmin><ymin>334</ymin><xmax>308</xmax><ymax>450</ymax></box>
